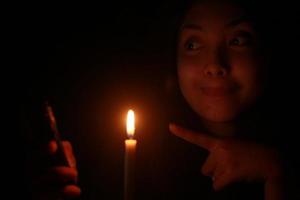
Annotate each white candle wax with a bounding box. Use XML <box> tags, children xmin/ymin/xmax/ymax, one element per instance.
<box><xmin>124</xmin><ymin>139</ymin><xmax>136</xmax><ymax>200</ymax></box>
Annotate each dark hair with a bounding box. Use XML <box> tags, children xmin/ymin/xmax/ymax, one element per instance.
<box><xmin>168</xmin><ymin>0</ymin><xmax>281</xmax><ymax>65</ymax></box>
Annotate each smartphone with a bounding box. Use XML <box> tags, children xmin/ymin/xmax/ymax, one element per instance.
<box><xmin>44</xmin><ymin>101</ymin><xmax>71</xmax><ymax>167</ymax></box>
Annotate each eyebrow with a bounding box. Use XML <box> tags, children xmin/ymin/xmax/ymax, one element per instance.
<box><xmin>181</xmin><ymin>16</ymin><xmax>252</xmax><ymax>31</ymax></box>
<box><xmin>181</xmin><ymin>23</ymin><xmax>203</xmax><ymax>31</ymax></box>
<box><xmin>226</xmin><ymin>16</ymin><xmax>252</xmax><ymax>27</ymax></box>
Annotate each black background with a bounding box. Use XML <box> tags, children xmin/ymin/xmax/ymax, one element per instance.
<box><xmin>14</xmin><ymin>1</ymin><xmax>300</xmax><ymax>199</ymax></box>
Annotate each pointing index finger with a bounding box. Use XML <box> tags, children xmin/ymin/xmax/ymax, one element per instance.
<box><xmin>169</xmin><ymin>123</ymin><xmax>217</xmax><ymax>151</ymax></box>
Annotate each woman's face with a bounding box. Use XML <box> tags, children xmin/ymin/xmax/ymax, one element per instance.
<box><xmin>177</xmin><ymin>1</ymin><xmax>267</xmax><ymax>122</ymax></box>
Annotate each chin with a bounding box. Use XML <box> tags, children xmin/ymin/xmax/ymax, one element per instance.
<box><xmin>199</xmin><ymin>110</ymin><xmax>238</xmax><ymax>122</ymax></box>
<box><xmin>194</xmin><ymin>103</ymin><xmax>241</xmax><ymax>122</ymax></box>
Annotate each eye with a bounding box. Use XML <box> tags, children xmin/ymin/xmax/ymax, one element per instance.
<box><xmin>229</xmin><ymin>32</ymin><xmax>253</xmax><ymax>47</ymax></box>
<box><xmin>184</xmin><ymin>38</ymin><xmax>203</xmax><ymax>51</ymax></box>
<box><xmin>229</xmin><ymin>37</ymin><xmax>248</xmax><ymax>46</ymax></box>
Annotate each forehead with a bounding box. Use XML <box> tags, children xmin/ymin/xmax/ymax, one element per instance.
<box><xmin>183</xmin><ymin>2</ymin><xmax>246</xmax><ymax>27</ymax></box>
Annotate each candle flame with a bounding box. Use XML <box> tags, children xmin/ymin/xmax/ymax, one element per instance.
<box><xmin>126</xmin><ymin>110</ymin><xmax>135</xmax><ymax>138</ymax></box>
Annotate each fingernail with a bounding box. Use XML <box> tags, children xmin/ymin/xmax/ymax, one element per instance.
<box><xmin>169</xmin><ymin>123</ymin><xmax>177</xmax><ymax>132</ymax></box>
<box><xmin>48</xmin><ymin>140</ymin><xmax>58</xmax><ymax>154</ymax></box>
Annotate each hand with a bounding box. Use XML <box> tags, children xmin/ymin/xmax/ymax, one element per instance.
<box><xmin>169</xmin><ymin>123</ymin><xmax>283</xmax><ymax>191</ymax></box>
<box><xmin>32</xmin><ymin>140</ymin><xmax>81</xmax><ymax>200</ymax></box>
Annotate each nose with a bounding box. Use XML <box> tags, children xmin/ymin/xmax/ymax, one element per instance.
<box><xmin>204</xmin><ymin>65</ymin><xmax>227</xmax><ymax>77</ymax></box>
<box><xmin>203</xmin><ymin>48</ymin><xmax>228</xmax><ymax>78</ymax></box>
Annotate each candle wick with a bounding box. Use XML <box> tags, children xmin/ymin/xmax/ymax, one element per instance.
<box><xmin>128</xmin><ymin>135</ymin><xmax>134</xmax><ymax>140</ymax></box>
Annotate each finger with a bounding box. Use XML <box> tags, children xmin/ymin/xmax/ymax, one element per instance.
<box><xmin>34</xmin><ymin>184</ymin><xmax>81</xmax><ymax>200</ymax></box>
<box><xmin>48</xmin><ymin>140</ymin><xmax>76</xmax><ymax>168</ymax></box>
<box><xmin>47</xmin><ymin>166</ymin><xmax>78</xmax><ymax>183</ymax></box>
<box><xmin>169</xmin><ymin>123</ymin><xmax>217</xmax><ymax>151</ymax></box>
<box><xmin>48</xmin><ymin>140</ymin><xmax>58</xmax><ymax>155</ymax></box>
<box><xmin>62</xmin><ymin>141</ymin><xmax>76</xmax><ymax>168</ymax></box>
<box><xmin>201</xmin><ymin>154</ymin><xmax>217</xmax><ymax>177</ymax></box>
<box><xmin>33</xmin><ymin>167</ymin><xmax>78</xmax><ymax>187</ymax></box>
<box><xmin>62</xmin><ymin>185</ymin><xmax>81</xmax><ymax>199</ymax></box>
<box><xmin>47</xmin><ymin>140</ymin><xmax>71</xmax><ymax>154</ymax></box>
<box><xmin>212</xmin><ymin>165</ymin><xmax>226</xmax><ymax>183</ymax></box>
<box><xmin>213</xmin><ymin>171</ymin><xmax>237</xmax><ymax>191</ymax></box>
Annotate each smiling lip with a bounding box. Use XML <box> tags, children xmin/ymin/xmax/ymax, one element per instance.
<box><xmin>200</xmin><ymin>86</ymin><xmax>237</xmax><ymax>97</ymax></box>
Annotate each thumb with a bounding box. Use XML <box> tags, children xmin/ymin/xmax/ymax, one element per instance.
<box><xmin>47</xmin><ymin>140</ymin><xmax>76</xmax><ymax>168</ymax></box>
<box><xmin>213</xmin><ymin>171</ymin><xmax>238</xmax><ymax>191</ymax></box>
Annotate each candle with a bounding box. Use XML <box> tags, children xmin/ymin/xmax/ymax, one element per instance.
<box><xmin>124</xmin><ymin>110</ymin><xmax>136</xmax><ymax>200</ymax></box>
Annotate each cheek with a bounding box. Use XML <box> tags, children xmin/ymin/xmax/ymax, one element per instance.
<box><xmin>177</xmin><ymin>59</ymin><xmax>200</xmax><ymax>107</ymax></box>
<box><xmin>230</xmin><ymin>53</ymin><xmax>266</xmax><ymax>100</ymax></box>
<box><xmin>177</xmin><ymin>54</ymin><xmax>206</xmax><ymax>92</ymax></box>
<box><xmin>177</xmin><ymin>64</ymin><xmax>196</xmax><ymax>97</ymax></box>
<box><xmin>230</xmin><ymin>50</ymin><xmax>264</xmax><ymax>78</ymax></box>
<box><xmin>177</xmin><ymin>52</ymin><xmax>207</xmax><ymax>76</ymax></box>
